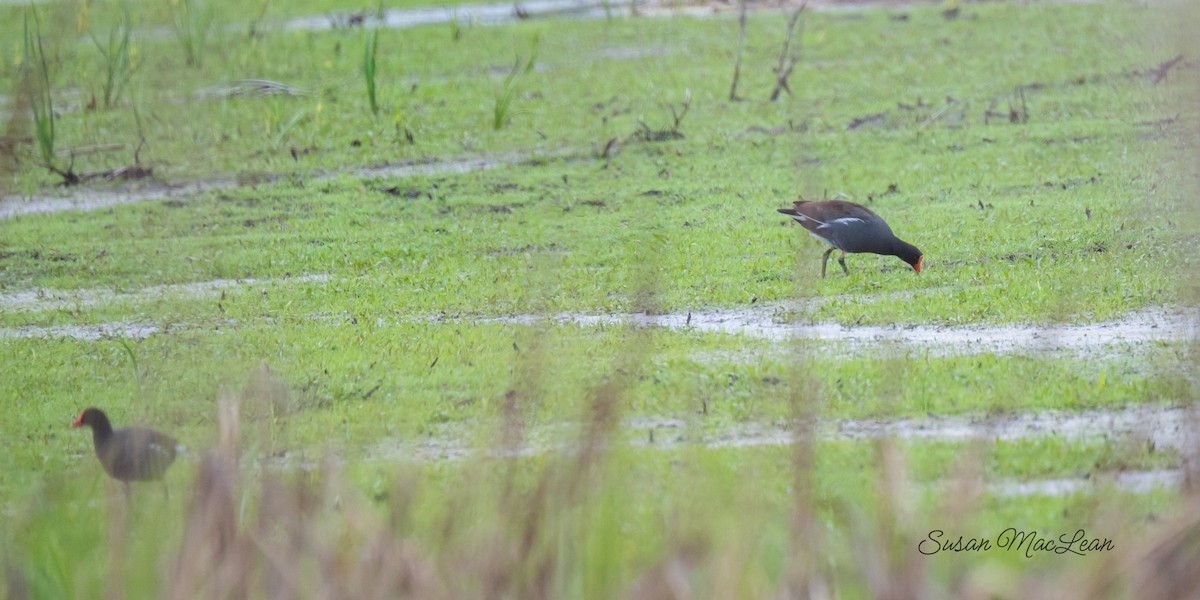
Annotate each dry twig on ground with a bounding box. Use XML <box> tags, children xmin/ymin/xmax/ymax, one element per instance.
<box><xmin>770</xmin><ymin>3</ymin><xmax>808</xmax><ymax>101</ymax></box>
<box><xmin>728</xmin><ymin>0</ymin><xmax>748</xmax><ymax>101</ymax></box>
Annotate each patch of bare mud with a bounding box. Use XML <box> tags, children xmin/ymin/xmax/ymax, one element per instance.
<box><xmin>474</xmin><ymin>304</ymin><xmax>1194</xmax><ymax>356</ymax></box>
<box><xmin>0</xmin><ymin>273</ymin><xmax>329</xmax><ymax>313</ymax></box>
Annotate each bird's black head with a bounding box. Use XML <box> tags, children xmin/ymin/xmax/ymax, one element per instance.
<box><xmin>71</xmin><ymin>407</ymin><xmax>112</xmax><ymax>431</ymax></box>
<box><xmin>893</xmin><ymin>240</ymin><xmax>924</xmax><ymax>273</ymax></box>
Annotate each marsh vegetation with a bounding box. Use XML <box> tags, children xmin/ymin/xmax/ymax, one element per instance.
<box><xmin>1</xmin><ymin>0</ymin><xmax>1197</xmax><ymax>596</ymax></box>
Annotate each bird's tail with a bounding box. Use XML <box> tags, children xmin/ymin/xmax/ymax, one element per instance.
<box><xmin>777</xmin><ymin>200</ymin><xmax>813</xmax><ymax>217</ymax></box>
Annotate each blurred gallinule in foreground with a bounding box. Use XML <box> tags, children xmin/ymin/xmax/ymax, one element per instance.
<box><xmin>778</xmin><ymin>200</ymin><xmax>924</xmax><ymax>277</ymax></box>
<box><xmin>72</xmin><ymin>407</ymin><xmax>177</xmax><ymax>498</ymax></box>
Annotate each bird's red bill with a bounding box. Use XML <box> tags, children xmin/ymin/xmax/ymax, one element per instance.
<box><xmin>915</xmin><ymin>256</ymin><xmax>924</xmax><ymax>273</ymax></box>
<box><xmin>71</xmin><ymin>412</ymin><xmax>84</xmax><ymax>428</ymax></box>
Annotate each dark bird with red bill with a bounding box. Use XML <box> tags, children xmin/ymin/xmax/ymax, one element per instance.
<box><xmin>72</xmin><ymin>407</ymin><xmax>177</xmax><ymax>498</ymax></box>
<box><xmin>778</xmin><ymin>200</ymin><xmax>924</xmax><ymax>276</ymax></box>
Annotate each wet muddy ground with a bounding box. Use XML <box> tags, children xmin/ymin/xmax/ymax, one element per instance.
<box><xmin>370</xmin><ymin>402</ymin><xmax>1193</xmax><ymax>459</ymax></box>
<box><xmin>0</xmin><ymin>270</ymin><xmax>1189</xmax><ymax>357</ymax></box>
<box><xmin>0</xmin><ymin>0</ymin><xmax>1138</xmax><ymax>221</ymax></box>
<box><xmin>0</xmin><ymin>273</ymin><xmax>328</xmax><ymax>313</ymax></box>
<box><xmin>0</xmin><ymin>153</ymin><xmax>529</xmax><ymax>220</ymax></box>
<box><xmin>274</xmin><ymin>0</ymin><xmax>1122</xmax><ymax>34</ymax></box>
<box><xmin>278</xmin><ymin>402</ymin><xmax>1191</xmax><ymax>496</ymax></box>
<box><xmin>0</xmin><ymin>320</ymin><xmax>163</xmax><ymax>341</ymax></box>
<box><xmin>3</xmin><ymin>0</ymin><xmax>1192</xmax><ymax>510</ymax></box>
<box><xmin>472</xmin><ymin>304</ymin><xmax>1194</xmax><ymax>356</ymax></box>
<box><xmin>281</xmin><ymin>0</ymin><xmax>632</xmax><ymax>32</ymax></box>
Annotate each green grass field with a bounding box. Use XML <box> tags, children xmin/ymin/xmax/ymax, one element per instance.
<box><xmin>1</xmin><ymin>0</ymin><xmax>1198</xmax><ymax>596</ymax></box>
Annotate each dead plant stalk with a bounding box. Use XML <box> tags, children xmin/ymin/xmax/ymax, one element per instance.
<box><xmin>728</xmin><ymin>0</ymin><xmax>747</xmax><ymax>101</ymax></box>
<box><xmin>770</xmin><ymin>3</ymin><xmax>808</xmax><ymax>102</ymax></box>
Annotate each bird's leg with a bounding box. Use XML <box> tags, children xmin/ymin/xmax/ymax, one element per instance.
<box><xmin>162</xmin><ymin>480</ymin><xmax>170</xmax><ymax>501</ymax></box>
<box><xmin>838</xmin><ymin>251</ymin><xmax>849</xmax><ymax>275</ymax></box>
<box><xmin>821</xmin><ymin>247</ymin><xmax>835</xmax><ymax>278</ymax></box>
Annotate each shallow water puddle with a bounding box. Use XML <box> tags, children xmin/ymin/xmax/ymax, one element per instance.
<box><xmin>249</xmin><ymin>403</ymin><xmax>1195</xmax><ymax>496</ymax></box>
<box><xmin>987</xmin><ymin>469</ymin><xmax>1182</xmax><ymax>497</ymax></box>
<box><xmin>279</xmin><ymin>0</ymin><xmax>632</xmax><ymax>32</ymax></box>
<box><xmin>0</xmin><ymin>152</ymin><xmax>540</xmax><ymax>220</ymax></box>
<box><xmin>345</xmin><ymin>403</ymin><xmax>1194</xmax><ymax>496</ymax></box>
<box><xmin>0</xmin><ymin>321</ymin><xmax>163</xmax><ymax>340</ymax></box>
<box><xmin>272</xmin><ymin>0</ymin><xmax>1118</xmax><ymax>34</ymax></box>
<box><xmin>367</xmin><ymin>402</ymin><xmax>1194</xmax><ymax>462</ymax></box>
<box><xmin>0</xmin><ymin>273</ymin><xmax>328</xmax><ymax>313</ymax></box>
<box><xmin>2</xmin><ymin>285</ymin><xmax>1189</xmax><ymax>360</ymax></box>
<box><xmin>476</xmin><ymin>305</ymin><xmax>1193</xmax><ymax>355</ymax></box>
<box><xmin>0</xmin><ymin>178</ymin><xmax>234</xmax><ymax>220</ymax></box>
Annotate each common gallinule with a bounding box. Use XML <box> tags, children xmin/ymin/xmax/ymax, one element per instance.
<box><xmin>72</xmin><ymin>407</ymin><xmax>177</xmax><ymax>497</ymax></box>
<box><xmin>778</xmin><ymin>200</ymin><xmax>924</xmax><ymax>276</ymax></box>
